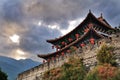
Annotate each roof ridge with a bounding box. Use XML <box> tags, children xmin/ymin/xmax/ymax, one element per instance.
<box><xmin>46</xmin><ymin>11</ymin><xmax>114</xmax><ymax>44</ymax></box>
<box><xmin>46</xmin><ymin>11</ymin><xmax>94</xmax><ymax>43</ymax></box>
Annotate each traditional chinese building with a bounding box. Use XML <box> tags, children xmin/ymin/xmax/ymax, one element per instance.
<box><xmin>17</xmin><ymin>11</ymin><xmax>118</xmax><ymax>80</ymax></box>
<box><xmin>38</xmin><ymin>10</ymin><xmax>115</xmax><ymax>61</ymax></box>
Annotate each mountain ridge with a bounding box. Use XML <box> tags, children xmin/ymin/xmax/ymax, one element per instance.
<box><xmin>0</xmin><ymin>56</ymin><xmax>40</xmax><ymax>80</ymax></box>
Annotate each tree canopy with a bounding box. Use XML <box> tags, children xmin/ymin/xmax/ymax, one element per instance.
<box><xmin>0</xmin><ymin>68</ymin><xmax>8</xmax><ymax>80</ymax></box>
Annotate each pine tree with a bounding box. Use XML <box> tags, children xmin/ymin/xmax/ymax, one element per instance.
<box><xmin>0</xmin><ymin>68</ymin><xmax>8</xmax><ymax>80</ymax></box>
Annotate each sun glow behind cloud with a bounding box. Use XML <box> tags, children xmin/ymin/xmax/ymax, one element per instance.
<box><xmin>9</xmin><ymin>34</ymin><xmax>20</xmax><ymax>44</ymax></box>
<box><xmin>16</xmin><ymin>49</ymin><xmax>25</xmax><ymax>55</ymax></box>
<box><xmin>38</xmin><ymin>21</ymin><xmax>42</xmax><ymax>26</ymax></box>
<box><xmin>14</xmin><ymin>49</ymin><xmax>27</xmax><ymax>60</ymax></box>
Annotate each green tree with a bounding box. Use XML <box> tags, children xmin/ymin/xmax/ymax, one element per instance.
<box><xmin>60</xmin><ymin>58</ymin><xmax>86</xmax><ymax>80</ymax></box>
<box><xmin>97</xmin><ymin>44</ymin><xmax>117</xmax><ymax>66</ymax></box>
<box><xmin>0</xmin><ymin>68</ymin><xmax>8</xmax><ymax>80</ymax></box>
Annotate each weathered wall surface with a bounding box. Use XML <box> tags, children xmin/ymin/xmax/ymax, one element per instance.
<box><xmin>17</xmin><ymin>34</ymin><xmax>120</xmax><ymax>80</ymax></box>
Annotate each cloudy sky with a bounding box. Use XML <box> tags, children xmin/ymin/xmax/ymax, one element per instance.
<box><xmin>0</xmin><ymin>0</ymin><xmax>120</xmax><ymax>62</ymax></box>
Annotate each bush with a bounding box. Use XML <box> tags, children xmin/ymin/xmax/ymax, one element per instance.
<box><xmin>43</xmin><ymin>57</ymin><xmax>87</xmax><ymax>80</ymax></box>
<box><xmin>111</xmin><ymin>71</ymin><xmax>120</xmax><ymax>80</ymax></box>
<box><xmin>60</xmin><ymin>58</ymin><xmax>87</xmax><ymax>80</ymax></box>
<box><xmin>85</xmin><ymin>64</ymin><xmax>120</xmax><ymax>80</ymax></box>
<box><xmin>84</xmin><ymin>71</ymin><xmax>101</xmax><ymax>80</ymax></box>
<box><xmin>97</xmin><ymin>44</ymin><xmax>117</xmax><ymax>66</ymax></box>
<box><xmin>0</xmin><ymin>68</ymin><xmax>8</xmax><ymax>80</ymax></box>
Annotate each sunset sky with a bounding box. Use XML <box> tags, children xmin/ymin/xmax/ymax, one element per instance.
<box><xmin>0</xmin><ymin>0</ymin><xmax>120</xmax><ymax>62</ymax></box>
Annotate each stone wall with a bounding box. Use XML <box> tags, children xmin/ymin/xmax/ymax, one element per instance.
<box><xmin>17</xmin><ymin>34</ymin><xmax>120</xmax><ymax>80</ymax></box>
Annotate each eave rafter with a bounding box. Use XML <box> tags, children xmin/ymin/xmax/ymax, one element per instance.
<box><xmin>46</xmin><ymin>11</ymin><xmax>115</xmax><ymax>45</ymax></box>
<box><xmin>38</xmin><ymin>28</ymin><xmax>104</xmax><ymax>60</ymax></box>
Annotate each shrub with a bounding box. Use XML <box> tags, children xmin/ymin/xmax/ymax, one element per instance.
<box><xmin>97</xmin><ymin>44</ymin><xmax>117</xmax><ymax>66</ymax></box>
<box><xmin>60</xmin><ymin>58</ymin><xmax>86</xmax><ymax>80</ymax></box>
<box><xmin>84</xmin><ymin>71</ymin><xmax>101</xmax><ymax>80</ymax></box>
<box><xmin>111</xmin><ymin>71</ymin><xmax>120</xmax><ymax>80</ymax></box>
<box><xmin>0</xmin><ymin>68</ymin><xmax>8</xmax><ymax>80</ymax></box>
<box><xmin>85</xmin><ymin>64</ymin><xmax>120</xmax><ymax>80</ymax></box>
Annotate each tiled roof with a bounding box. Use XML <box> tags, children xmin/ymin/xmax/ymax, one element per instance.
<box><xmin>47</xmin><ymin>11</ymin><xmax>114</xmax><ymax>44</ymax></box>
<box><xmin>38</xmin><ymin>28</ymin><xmax>104</xmax><ymax>59</ymax></box>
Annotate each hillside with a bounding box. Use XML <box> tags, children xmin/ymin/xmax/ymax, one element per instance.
<box><xmin>0</xmin><ymin>56</ymin><xmax>40</xmax><ymax>80</ymax></box>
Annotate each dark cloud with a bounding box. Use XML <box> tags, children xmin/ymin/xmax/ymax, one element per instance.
<box><xmin>2</xmin><ymin>0</ymin><xmax>23</xmax><ymax>22</ymax></box>
<box><xmin>21</xmin><ymin>0</ymin><xmax>120</xmax><ymax>28</ymax></box>
<box><xmin>19</xmin><ymin>24</ymin><xmax>61</xmax><ymax>54</ymax></box>
<box><xmin>23</xmin><ymin>0</ymin><xmax>91</xmax><ymax>29</ymax></box>
<box><xmin>90</xmin><ymin>0</ymin><xmax>120</xmax><ymax>26</ymax></box>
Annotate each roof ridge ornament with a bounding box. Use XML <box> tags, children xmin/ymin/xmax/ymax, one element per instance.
<box><xmin>100</xmin><ymin>13</ymin><xmax>103</xmax><ymax>18</ymax></box>
<box><xmin>89</xmin><ymin>9</ymin><xmax>91</xmax><ymax>13</ymax></box>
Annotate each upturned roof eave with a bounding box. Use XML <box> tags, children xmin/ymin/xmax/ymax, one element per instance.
<box><xmin>46</xmin><ymin>12</ymin><xmax>93</xmax><ymax>43</ymax></box>
<box><xmin>38</xmin><ymin>28</ymin><xmax>104</xmax><ymax>59</ymax></box>
<box><xmin>46</xmin><ymin>12</ymin><xmax>115</xmax><ymax>44</ymax></box>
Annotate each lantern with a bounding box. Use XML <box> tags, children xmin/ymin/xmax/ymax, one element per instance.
<box><xmin>62</xmin><ymin>41</ymin><xmax>65</xmax><ymax>45</ymax></box>
<box><xmin>91</xmin><ymin>41</ymin><xmax>94</xmax><ymax>44</ymax></box>
<box><xmin>90</xmin><ymin>38</ymin><xmax>95</xmax><ymax>44</ymax></box>
<box><xmin>55</xmin><ymin>45</ymin><xmax>60</xmax><ymax>51</ymax></box>
<box><xmin>75</xmin><ymin>34</ymin><xmax>79</xmax><ymax>39</ymax></box>
<box><xmin>80</xmin><ymin>43</ymin><xmax>85</xmax><ymax>47</ymax></box>
<box><xmin>84</xmin><ymin>28</ymin><xmax>89</xmax><ymax>32</ymax></box>
<box><xmin>68</xmin><ymin>38</ymin><xmax>73</xmax><ymax>42</ymax></box>
<box><xmin>90</xmin><ymin>38</ymin><xmax>94</xmax><ymax>42</ymax></box>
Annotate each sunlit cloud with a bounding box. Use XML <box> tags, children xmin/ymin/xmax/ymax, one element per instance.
<box><xmin>38</xmin><ymin>21</ymin><xmax>42</xmax><ymax>26</ymax></box>
<box><xmin>48</xmin><ymin>25</ymin><xmax>60</xmax><ymax>30</ymax></box>
<box><xmin>16</xmin><ymin>49</ymin><xmax>25</xmax><ymax>55</ymax></box>
<box><xmin>61</xmin><ymin>18</ymin><xmax>83</xmax><ymax>35</ymax></box>
<box><xmin>9</xmin><ymin>34</ymin><xmax>20</xmax><ymax>44</ymax></box>
<box><xmin>15</xmin><ymin>56</ymin><xmax>26</xmax><ymax>60</ymax></box>
<box><xmin>0</xmin><ymin>49</ymin><xmax>29</xmax><ymax>60</ymax></box>
<box><xmin>13</xmin><ymin>49</ymin><xmax>28</xmax><ymax>60</ymax></box>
